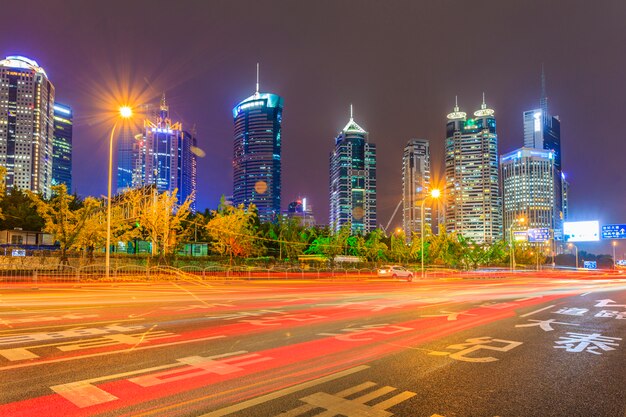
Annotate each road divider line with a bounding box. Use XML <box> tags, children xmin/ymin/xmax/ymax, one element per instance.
<box><xmin>198</xmin><ymin>365</ymin><xmax>370</xmax><ymax>417</ymax></box>
<box><xmin>519</xmin><ymin>305</ymin><xmax>555</xmax><ymax>318</ymax></box>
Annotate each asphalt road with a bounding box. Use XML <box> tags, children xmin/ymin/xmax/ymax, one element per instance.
<box><xmin>0</xmin><ymin>274</ymin><xmax>625</xmax><ymax>416</ymax></box>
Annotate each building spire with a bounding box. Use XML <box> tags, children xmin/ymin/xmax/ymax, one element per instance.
<box><xmin>481</xmin><ymin>92</ymin><xmax>486</xmax><ymax>109</ymax></box>
<box><xmin>160</xmin><ymin>92</ymin><xmax>167</xmax><ymax>110</ymax></box>
<box><xmin>350</xmin><ymin>103</ymin><xmax>353</xmax><ymax>120</ymax></box>
<box><xmin>454</xmin><ymin>95</ymin><xmax>459</xmax><ymax>112</ymax></box>
<box><xmin>255</xmin><ymin>62</ymin><xmax>260</xmax><ymax>95</ymax></box>
<box><xmin>540</xmin><ymin>63</ymin><xmax>548</xmax><ymax>121</ymax></box>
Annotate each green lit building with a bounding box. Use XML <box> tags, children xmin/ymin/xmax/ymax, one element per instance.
<box><xmin>329</xmin><ymin>107</ymin><xmax>377</xmax><ymax>234</ymax></box>
<box><xmin>445</xmin><ymin>96</ymin><xmax>502</xmax><ymax>244</ymax></box>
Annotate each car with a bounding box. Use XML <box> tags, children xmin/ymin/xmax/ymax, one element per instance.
<box><xmin>377</xmin><ymin>265</ymin><xmax>414</xmax><ymax>281</ymax></box>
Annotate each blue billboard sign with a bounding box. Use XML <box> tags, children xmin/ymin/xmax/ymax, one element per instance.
<box><xmin>528</xmin><ymin>228</ymin><xmax>550</xmax><ymax>243</ymax></box>
<box><xmin>583</xmin><ymin>261</ymin><xmax>597</xmax><ymax>270</ymax></box>
<box><xmin>601</xmin><ymin>224</ymin><xmax>626</xmax><ymax>239</ymax></box>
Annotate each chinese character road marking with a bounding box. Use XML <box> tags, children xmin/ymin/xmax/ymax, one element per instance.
<box><xmin>429</xmin><ymin>337</ymin><xmax>522</xmax><ymax>363</ymax></box>
<box><xmin>51</xmin><ymin>350</ymin><xmax>269</xmax><ymax>408</ymax></box>
<box><xmin>554</xmin><ymin>332</ymin><xmax>622</xmax><ymax>355</ymax></box>
<box><xmin>276</xmin><ymin>381</ymin><xmax>415</xmax><ymax>417</ymax></box>
<box><xmin>594</xmin><ymin>299</ymin><xmax>626</xmax><ymax>308</ymax></box>
<box><xmin>515</xmin><ymin>319</ymin><xmax>579</xmax><ymax>332</ymax></box>
<box><xmin>318</xmin><ymin>324</ymin><xmax>412</xmax><ymax>342</ymax></box>
<box><xmin>0</xmin><ymin>324</ymin><xmax>146</xmax><ymax>346</ymax></box>
<box><xmin>554</xmin><ymin>307</ymin><xmax>588</xmax><ymax>316</ymax></box>
<box><xmin>421</xmin><ymin>310</ymin><xmax>477</xmax><ymax>321</ymax></box>
<box><xmin>595</xmin><ymin>310</ymin><xmax>626</xmax><ymax>319</ymax></box>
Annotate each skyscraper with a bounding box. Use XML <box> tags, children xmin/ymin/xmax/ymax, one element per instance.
<box><xmin>52</xmin><ymin>103</ymin><xmax>72</xmax><ymax>191</ymax></box>
<box><xmin>445</xmin><ymin>96</ymin><xmax>502</xmax><ymax>244</ymax></box>
<box><xmin>521</xmin><ymin>67</ymin><xmax>567</xmax><ymax>238</ymax></box>
<box><xmin>329</xmin><ymin>106</ymin><xmax>377</xmax><ymax>234</ymax></box>
<box><xmin>232</xmin><ymin>66</ymin><xmax>283</xmax><ymax>222</ymax></box>
<box><xmin>0</xmin><ymin>56</ymin><xmax>55</xmax><ymax>198</ymax></box>
<box><xmin>116</xmin><ymin>95</ymin><xmax>197</xmax><ymax>208</ymax></box>
<box><xmin>402</xmin><ymin>139</ymin><xmax>431</xmax><ymax>239</ymax></box>
<box><xmin>501</xmin><ymin>148</ymin><xmax>557</xmax><ymax>241</ymax></box>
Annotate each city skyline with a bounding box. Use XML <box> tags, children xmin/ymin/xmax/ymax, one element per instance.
<box><xmin>1</xmin><ymin>1</ymin><xmax>624</xmax><ymax>254</ymax></box>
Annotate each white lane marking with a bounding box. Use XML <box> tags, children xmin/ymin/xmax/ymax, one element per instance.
<box><xmin>519</xmin><ymin>305</ymin><xmax>556</xmax><ymax>318</ymax></box>
<box><xmin>0</xmin><ymin>335</ymin><xmax>226</xmax><ymax>371</ymax></box>
<box><xmin>0</xmin><ymin>317</ymin><xmax>145</xmax><ymax>334</ymax></box>
<box><xmin>198</xmin><ymin>365</ymin><xmax>370</xmax><ymax>417</ymax></box>
<box><xmin>580</xmin><ymin>292</ymin><xmax>592</xmax><ymax>297</ymax></box>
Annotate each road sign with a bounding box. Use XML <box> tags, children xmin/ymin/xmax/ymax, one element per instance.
<box><xmin>528</xmin><ymin>228</ymin><xmax>550</xmax><ymax>242</ymax></box>
<box><xmin>513</xmin><ymin>231</ymin><xmax>528</xmax><ymax>241</ymax></box>
<box><xmin>583</xmin><ymin>261</ymin><xmax>597</xmax><ymax>270</ymax></box>
<box><xmin>601</xmin><ymin>224</ymin><xmax>626</xmax><ymax>239</ymax></box>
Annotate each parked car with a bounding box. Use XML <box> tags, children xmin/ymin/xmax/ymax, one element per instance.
<box><xmin>377</xmin><ymin>265</ymin><xmax>414</xmax><ymax>281</ymax></box>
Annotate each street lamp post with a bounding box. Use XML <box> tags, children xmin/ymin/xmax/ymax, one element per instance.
<box><xmin>420</xmin><ymin>188</ymin><xmax>440</xmax><ymax>279</ymax></box>
<box><xmin>568</xmin><ymin>243</ymin><xmax>578</xmax><ymax>270</ymax></box>
<box><xmin>612</xmin><ymin>241</ymin><xmax>618</xmax><ymax>270</ymax></box>
<box><xmin>106</xmin><ymin>106</ymin><xmax>133</xmax><ymax>280</ymax></box>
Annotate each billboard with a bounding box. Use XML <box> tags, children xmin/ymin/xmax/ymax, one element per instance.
<box><xmin>563</xmin><ymin>221</ymin><xmax>600</xmax><ymax>242</ymax></box>
<box><xmin>528</xmin><ymin>228</ymin><xmax>550</xmax><ymax>243</ymax></box>
<box><xmin>601</xmin><ymin>224</ymin><xmax>626</xmax><ymax>239</ymax></box>
<box><xmin>513</xmin><ymin>231</ymin><xmax>528</xmax><ymax>242</ymax></box>
<box><xmin>583</xmin><ymin>261</ymin><xmax>597</xmax><ymax>270</ymax></box>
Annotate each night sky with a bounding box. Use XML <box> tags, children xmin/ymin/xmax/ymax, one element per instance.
<box><xmin>1</xmin><ymin>0</ymin><xmax>625</xmax><ymax>253</ymax></box>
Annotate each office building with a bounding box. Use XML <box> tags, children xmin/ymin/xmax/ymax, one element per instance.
<box><xmin>444</xmin><ymin>96</ymin><xmax>502</xmax><ymax>244</ymax></box>
<box><xmin>52</xmin><ymin>103</ymin><xmax>72</xmax><ymax>191</ymax></box>
<box><xmin>329</xmin><ymin>106</ymin><xmax>377</xmax><ymax>234</ymax></box>
<box><xmin>402</xmin><ymin>139</ymin><xmax>431</xmax><ymax>239</ymax></box>
<box><xmin>284</xmin><ymin>197</ymin><xmax>315</xmax><ymax>227</ymax></box>
<box><xmin>501</xmin><ymin>147</ymin><xmax>557</xmax><ymax>242</ymax></box>
<box><xmin>116</xmin><ymin>95</ymin><xmax>197</xmax><ymax>208</ymax></box>
<box><xmin>0</xmin><ymin>55</ymin><xmax>55</xmax><ymax>198</ymax></box>
<box><xmin>232</xmin><ymin>67</ymin><xmax>283</xmax><ymax>222</ymax></box>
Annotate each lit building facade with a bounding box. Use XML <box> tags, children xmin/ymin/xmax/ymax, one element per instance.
<box><xmin>521</xmin><ymin>68</ymin><xmax>568</xmax><ymax>238</ymax></box>
<box><xmin>284</xmin><ymin>197</ymin><xmax>316</xmax><ymax>227</ymax></box>
<box><xmin>445</xmin><ymin>97</ymin><xmax>502</xmax><ymax>244</ymax></box>
<box><xmin>232</xmin><ymin>85</ymin><xmax>283</xmax><ymax>222</ymax></box>
<box><xmin>402</xmin><ymin>139</ymin><xmax>431</xmax><ymax>239</ymax></box>
<box><xmin>117</xmin><ymin>96</ymin><xmax>197</xmax><ymax>209</ymax></box>
<box><xmin>52</xmin><ymin>103</ymin><xmax>72</xmax><ymax>191</ymax></box>
<box><xmin>0</xmin><ymin>56</ymin><xmax>55</xmax><ymax>198</ymax></box>
<box><xmin>501</xmin><ymin>148</ymin><xmax>557</xmax><ymax>242</ymax></box>
<box><xmin>329</xmin><ymin>108</ymin><xmax>377</xmax><ymax>234</ymax></box>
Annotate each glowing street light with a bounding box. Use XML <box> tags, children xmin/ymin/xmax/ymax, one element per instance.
<box><xmin>105</xmin><ymin>106</ymin><xmax>134</xmax><ymax>280</ymax></box>
<box><xmin>421</xmin><ymin>188</ymin><xmax>441</xmax><ymax>279</ymax></box>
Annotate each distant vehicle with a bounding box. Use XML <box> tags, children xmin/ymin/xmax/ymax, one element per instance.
<box><xmin>377</xmin><ymin>265</ymin><xmax>414</xmax><ymax>281</ymax></box>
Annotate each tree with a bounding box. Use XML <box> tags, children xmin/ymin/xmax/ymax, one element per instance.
<box><xmin>29</xmin><ymin>185</ymin><xmax>99</xmax><ymax>265</ymax></box>
<box><xmin>121</xmin><ymin>187</ymin><xmax>194</xmax><ymax>263</ymax></box>
<box><xmin>0</xmin><ymin>189</ymin><xmax>45</xmax><ymax>231</ymax></box>
<box><xmin>361</xmin><ymin>228</ymin><xmax>388</xmax><ymax>263</ymax></box>
<box><xmin>205</xmin><ymin>198</ymin><xmax>262</xmax><ymax>263</ymax></box>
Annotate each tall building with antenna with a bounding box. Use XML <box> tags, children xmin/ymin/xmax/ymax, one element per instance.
<box><xmin>445</xmin><ymin>95</ymin><xmax>502</xmax><ymax>244</ymax></box>
<box><xmin>329</xmin><ymin>105</ymin><xmax>377</xmax><ymax>234</ymax></box>
<box><xmin>117</xmin><ymin>94</ymin><xmax>197</xmax><ymax>209</ymax></box>
<box><xmin>232</xmin><ymin>64</ymin><xmax>284</xmax><ymax>222</ymax></box>
<box><xmin>521</xmin><ymin>66</ymin><xmax>567</xmax><ymax>239</ymax></box>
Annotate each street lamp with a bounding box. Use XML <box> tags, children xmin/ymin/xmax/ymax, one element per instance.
<box><xmin>612</xmin><ymin>241</ymin><xmax>618</xmax><ymax>270</ymax></box>
<box><xmin>568</xmin><ymin>243</ymin><xmax>578</xmax><ymax>270</ymax></box>
<box><xmin>421</xmin><ymin>188</ymin><xmax>441</xmax><ymax>279</ymax></box>
<box><xmin>105</xmin><ymin>106</ymin><xmax>133</xmax><ymax>280</ymax></box>
<box><xmin>509</xmin><ymin>216</ymin><xmax>526</xmax><ymax>271</ymax></box>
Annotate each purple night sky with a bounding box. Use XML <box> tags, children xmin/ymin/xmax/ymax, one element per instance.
<box><xmin>1</xmin><ymin>0</ymin><xmax>625</xmax><ymax>254</ymax></box>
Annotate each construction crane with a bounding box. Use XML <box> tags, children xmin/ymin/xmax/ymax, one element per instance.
<box><xmin>380</xmin><ymin>200</ymin><xmax>403</xmax><ymax>235</ymax></box>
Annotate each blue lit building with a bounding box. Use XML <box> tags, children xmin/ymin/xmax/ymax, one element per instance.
<box><xmin>445</xmin><ymin>96</ymin><xmax>502</xmax><ymax>244</ymax></box>
<box><xmin>52</xmin><ymin>103</ymin><xmax>72</xmax><ymax>191</ymax></box>
<box><xmin>232</xmin><ymin>79</ymin><xmax>283</xmax><ymax>222</ymax></box>
<box><xmin>329</xmin><ymin>107</ymin><xmax>377</xmax><ymax>234</ymax></box>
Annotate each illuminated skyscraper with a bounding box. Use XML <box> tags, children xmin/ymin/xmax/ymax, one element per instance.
<box><xmin>52</xmin><ymin>103</ymin><xmax>72</xmax><ymax>191</ymax></box>
<box><xmin>445</xmin><ymin>96</ymin><xmax>502</xmax><ymax>244</ymax></box>
<box><xmin>521</xmin><ymin>67</ymin><xmax>567</xmax><ymax>238</ymax></box>
<box><xmin>402</xmin><ymin>139</ymin><xmax>431</xmax><ymax>239</ymax></box>
<box><xmin>329</xmin><ymin>106</ymin><xmax>377</xmax><ymax>234</ymax></box>
<box><xmin>501</xmin><ymin>148</ymin><xmax>557</xmax><ymax>242</ymax></box>
<box><xmin>117</xmin><ymin>95</ymin><xmax>197</xmax><ymax>209</ymax></box>
<box><xmin>0</xmin><ymin>56</ymin><xmax>55</xmax><ymax>198</ymax></box>
<box><xmin>232</xmin><ymin>66</ymin><xmax>283</xmax><ymax>222</ymax></box>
